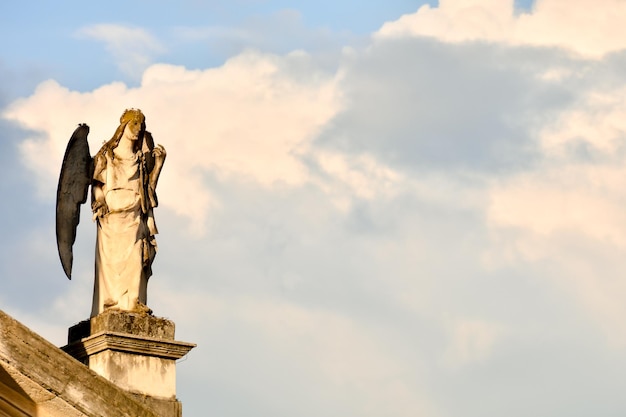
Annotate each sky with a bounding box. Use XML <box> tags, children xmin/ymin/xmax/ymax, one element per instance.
<box><xmin>3</xmin><ymin>0</ymin><xmax>626</xmax><ymax>416</ymax></box>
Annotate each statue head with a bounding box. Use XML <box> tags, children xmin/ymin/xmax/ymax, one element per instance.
<box><xmin>101</xmin><ymin>108</ymin><xmax>147</xmax><ymax>156</ymax></box>
<box><xmin>120</xmin><ymin>109</ymin><xmax>145</xmax><ymax>133</ymax></box>
<box><xmin>120</xmin><ymin>109</ymin><xmax>146</xmax><ymax>141</ymax></box>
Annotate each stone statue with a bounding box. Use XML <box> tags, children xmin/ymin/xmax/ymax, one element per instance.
<box><xmin>56</xmin><ymin>109</ymin><xmax>166</xmax><ymax>317</ymax></box>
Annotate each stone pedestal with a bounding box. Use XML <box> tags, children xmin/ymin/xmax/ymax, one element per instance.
<box><xmin>62</xmin><ymin>310</ymin><xmax>196</xmax><ymax>417</ymax></box>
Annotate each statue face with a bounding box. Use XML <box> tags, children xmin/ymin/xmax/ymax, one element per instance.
<box><xmin>123</xmin><ymin>120</ymin><xmax>141</xmax><ymax>141</ymax></box>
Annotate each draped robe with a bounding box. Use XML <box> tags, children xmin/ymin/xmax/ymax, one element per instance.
<box><xmin>91</xmin><ymin>149</ymin><xmax>157</xmax><ymax>317</ymax></box>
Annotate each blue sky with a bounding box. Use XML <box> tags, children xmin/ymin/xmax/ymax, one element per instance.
<box><xmin>0</xmin><ymin>0</ymin><xmax>534</xmax><ymax>95</ymax></box>
<box><xmin>2</xmin><ymin>1</ymin><xmax>430</xmax><ymax>94</ymax></box>
<box><xmin>6</xmin><ymin>1</ymin><xmax>626</xmax><ymax>416</ymax></box>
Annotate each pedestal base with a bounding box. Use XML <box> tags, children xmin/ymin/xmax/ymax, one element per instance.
<box><xmin>62</xmin><ymin>310</ymin><xmax>195</xmax><ymax>417</ymax></box>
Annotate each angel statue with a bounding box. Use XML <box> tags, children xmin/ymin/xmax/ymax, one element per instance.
<box><xmin>56</xmin><ymin>109</ymin><xmax>166</xmax><ymax>317</ymax></box>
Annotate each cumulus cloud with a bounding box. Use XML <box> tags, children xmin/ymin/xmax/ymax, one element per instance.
<box><xmin>377</xmin><ymin>0</ymin><xmax>626</xmax><ymax>58</ymax></box>
<box><xmin>77</xmin><ymin>24</ymin><xmax>165</xmax><ymax>78</ymax></box>
<box><xmin>357</xmin><ymin>0</ymin><xmax>626</xmax><ymax>350</ymax></box>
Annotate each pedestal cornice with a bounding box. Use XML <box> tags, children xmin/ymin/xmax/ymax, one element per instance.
<box><xmin>62</xmin><ymin>331</ymin><xmax>196</xmax><ymax>361</ymax></box>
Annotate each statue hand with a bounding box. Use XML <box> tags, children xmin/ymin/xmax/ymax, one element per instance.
<box><xmin>152</xmin><ymin>144</ymin><xmax>166</xmax><ymax>166</ymax></box>
<box><xmin>92</xmin><ymin>200</ymin><xmax>108</xmax><ymax>221</ymax></box>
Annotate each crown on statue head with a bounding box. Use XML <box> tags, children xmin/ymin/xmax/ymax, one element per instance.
<box><xmin>120</xmin><ymin>108</ymin><xmax>145</xmax><ymax>125</ymax></box>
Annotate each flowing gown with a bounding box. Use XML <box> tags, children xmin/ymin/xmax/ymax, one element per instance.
<box><xmin>91</xmin><ymin>149</ymin><xmax>157</xmax><ymax>317</ymax></box>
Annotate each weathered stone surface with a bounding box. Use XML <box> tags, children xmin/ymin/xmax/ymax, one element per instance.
<box><xmin>88</xmin><ymin>350</ymin><xmax>177</xmax><ymax>398</ymax></box>
<box><xmin>62</xmin><ymin>310</ymin><xmax>196</xmax><ymax>416</ymax></box>
<box><xmin>131</xmin><ymin>391</ymin><xmax>184</xmax><ymax>416</ymax></box>
<box><xmin>0</xmin><ymin>365</ymin><xmax>37</xmax><ymax>417</ymax></box>
<box><xmin>68</xmin><ymin>309</ymin><xmax>176</xmax><ymax>343</ymax></box>
<box><xmin>64</xmin><ymin>331</ymin><xmax>194</xmax><ymax>362</ymax></box>
<box><xmin>0</xmin><ymin>310</ymin><xmax>161</xmax><ymax>417</ymax></box>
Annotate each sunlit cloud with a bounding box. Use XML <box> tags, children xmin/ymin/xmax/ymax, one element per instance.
<box><xmin>376</xmin><ymin>0</ymin><xmax>626</xmax><ymax>58</ymax></box>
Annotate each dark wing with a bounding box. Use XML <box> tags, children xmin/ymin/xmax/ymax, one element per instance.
<box><xmin>56</xmin><ymin>124</ymin><xmax>92</xmax><ymax>279</ymax></box>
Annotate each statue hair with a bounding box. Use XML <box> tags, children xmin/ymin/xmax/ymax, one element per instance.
<box><xmin>97</xmin><ymin>109</ymin><xmax>146</xmax><ymax>159</ymax></box>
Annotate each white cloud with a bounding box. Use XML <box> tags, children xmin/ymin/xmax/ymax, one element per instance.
<box><xmin>443</xmin><ymin>317</ymin><xmax>502</xmax><ymax>368</ymax></box>
<box><xmin>376</xmin><ymin>0</ymin><xmax>626</xmax><ymax>58</ymax></box>
<box><xmin>488</xmin><ymin>166</ymin><xmax>626</xmax><ymax>248</ymax></box>
<box><xmin>154</xmin><ymin>290</ymin><xmax>440</xmax><ymax>417</ymax></box>
<box><xmin>367</xmin><ymin>1</ymin><xmax>626</xmax><ymax>351</ymax></box>
<box><xmin>77</xmin><ymin>24</ymin><xmax>165</xmax><ymax>78</ymax></box>
<box><xmin>481</xmin><ymin>58</ymin><xmax>626</xmax><ymax>347</ymax></box>
<box><xmin>539</xmin><ymin>88</ymin><xmax>626</xmax><ymax>157</ymax></box>
<box><xmin>310</xmin><ymin>150</ymin><xmax>403</xmax><ymax>211</ymax></box>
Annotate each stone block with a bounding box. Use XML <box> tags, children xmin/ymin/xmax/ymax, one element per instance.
<box><xmin>61</xmin><ymin>310</ymin><xmax>196</xmax><ymax>417</ymax></box>
<box><xmin>68</xmin><ymin>310</ymin><xmax>176</xmax><ymax>343</ymax></box>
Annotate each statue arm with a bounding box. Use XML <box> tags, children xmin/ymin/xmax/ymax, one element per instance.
<box><xmin>149</xmin><ymin>144</ymin><xmax>166</xmax><ymax>192</ymax></box>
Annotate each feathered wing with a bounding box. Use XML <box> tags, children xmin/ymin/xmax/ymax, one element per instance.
<box><xmin>56</xmin><ymin>124</ymin><xmax>92</xmax><ymax>279</ymax></box>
